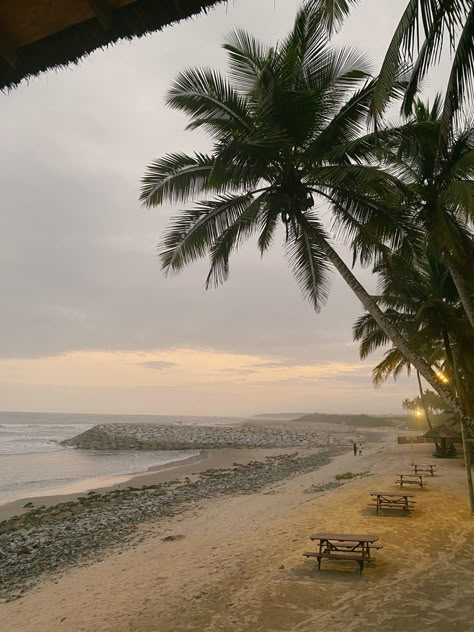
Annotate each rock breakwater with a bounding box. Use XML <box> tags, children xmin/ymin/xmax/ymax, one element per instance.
<box><xmin>61</xmin><ymin>422</ymin><xmax>349</xmax><ymax>450</ymax></box>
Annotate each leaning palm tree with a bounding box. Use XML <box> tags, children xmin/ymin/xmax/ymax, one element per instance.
<box><xmin>313</xmin><ymin>0</ymin><xmax>474</xmax><ymax>139</ymax></box>
<box><xmin>354</xmin><ymin>253</ymin><xmax>455</xmax><ymax>429</ymax></box>
<box><xmin>353</xmin><ymin>250</ymin><xmax>474</xmax><ymax>509</ymax></box>
<box><xmin>140</xmin><ymin>1</ymin><xmax>467</xmax><ymax>420</ymax></box>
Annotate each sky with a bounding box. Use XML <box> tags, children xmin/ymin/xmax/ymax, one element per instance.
<box><xmin>0</xmin><ymin>0</ymin><xmax>452</xmax><ymax>417</ymax></box>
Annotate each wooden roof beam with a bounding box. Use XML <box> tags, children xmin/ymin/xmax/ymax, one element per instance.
<box><xmin>87</xmin><ymin>0</ymin><xmax>113</xmax><ymax>30</ymax></box>
<box><xmin>0</xmin><ymin>24</ymin><xmax>18</xmax><ymax>69</ymax></box>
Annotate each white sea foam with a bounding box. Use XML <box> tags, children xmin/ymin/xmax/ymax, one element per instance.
<box><xmin>0</xmin><ymin>411</ymin><xmax>233</xmax><ymax>505</ymax></box>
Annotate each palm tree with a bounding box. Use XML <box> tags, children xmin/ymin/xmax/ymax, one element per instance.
<box><xmin>354</xmin><ymin>252</ymin><xmax>474</xmax><ymax>389</ymax></box>
<box><xmin>386</xmin><ymin>98</ymin><xmax>474</xmax><ymax>330</ymax></box>
<box><xmin>140</xmin><ymin>1</ymin><xmax>467</xmax><ymax>422</ymax></box>
<box><xmin>354</xmin><ymin>253</ymin><xmax>461</xmax><ymax>430</ymax></box>
<box><xmin>353</xmin><ymin>250</ymin><xmax>474</xmax><ymax>509</ymax></box>
<box><xmin>312</xmin><ymin>0</ymin><xmax>474</xmax><ymax>139</ymax></box>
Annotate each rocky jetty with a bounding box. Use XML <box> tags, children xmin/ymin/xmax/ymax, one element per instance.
<box><xmin>61</xmin><ymin>422</ymin><xmax>349</xmax><ymax>450</ymax></box>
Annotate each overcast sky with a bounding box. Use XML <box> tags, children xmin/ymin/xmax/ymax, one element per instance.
<box><xmin>0</xmin><ymin>0</ymin><xmax>451</xmax><ymax>416</ymax></box>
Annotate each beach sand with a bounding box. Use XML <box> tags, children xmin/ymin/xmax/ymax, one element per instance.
<box><xmin>3</xmin><ymin>438</ymin><xmax>473</xmax><ymax>631</ymax></box>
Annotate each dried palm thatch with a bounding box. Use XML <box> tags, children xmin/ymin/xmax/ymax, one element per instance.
<box><xmin>0</xmin><ymin>0</ymin><xmax>224</xmax><ymax>91</ymax></box>
<box><xmin>424</xmin><ymin>422</ymin><xmax>461</xmax><ymax>441</ymax></box>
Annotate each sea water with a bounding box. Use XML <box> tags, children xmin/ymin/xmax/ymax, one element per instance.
<box><xmin>0</xmin><ymin>411</ymin><xmax>240</xmax><ymax>506</ymax></box>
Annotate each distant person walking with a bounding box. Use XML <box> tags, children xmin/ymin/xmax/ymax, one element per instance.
<box><xmin>353</xmin><ymin>442</ymin><xmax>357</xmax><ymax>456</ymax></box>
<box><xmin>358</xmin><ymin>442</ymin><xmax>363</xmax><ymax>456</ymax></box>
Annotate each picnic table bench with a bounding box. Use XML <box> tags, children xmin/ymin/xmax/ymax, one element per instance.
<box><xmin>412</xmin><ymin>463</ymin><xmax>437</xmax><ymax>476</ymax></box>
<box><xmin>304</xmin><ymin>532</ymin><xmax>380</xmax><ymax>574</ymax></box>
<box><xmin>396</xmin><ymin>473</ymin><xmax>427</xmax><ymax>489</ymax></box>
<box><xmin>369</xmin><ymin>491</ymin><xmax>416</xmax><ymax>515</ymax></box>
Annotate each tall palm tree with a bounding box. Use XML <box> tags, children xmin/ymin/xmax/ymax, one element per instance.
<box><xmin>385</xmin><ymin>97</ymin><xmax>474</xmax><ymax>329</ymax></box>
<box><xmin>312</xmin><ymin>0</ymin><xmax>474</xmax><ymax>139</ymax></box>
<box><xmin>353</xmin><ymin>250</ymin><xmax>474</xmax><ymax>509</ymax></box>
<box><xmin>140</xmin><ymin>1</ymin><xmax>467</xmax><ymax>421</ymax></box>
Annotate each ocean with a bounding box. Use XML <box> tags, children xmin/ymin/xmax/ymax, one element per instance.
<box><xmin>0</xmin><ymin>411</ymin><xmax>241</xmax><ymax>507</ymax></box>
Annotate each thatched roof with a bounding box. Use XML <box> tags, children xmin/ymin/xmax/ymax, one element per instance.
<box><xmin>0</xmin><ymin>0</ymin><xmax>224</xmax><ymax>91</ymax></box>
<box><xmin>424</xmin><ymin>423</ymin><xmax>461</xmax><ymax>440</ymax></box>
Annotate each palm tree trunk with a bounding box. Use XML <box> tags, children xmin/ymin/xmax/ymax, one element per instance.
<box><xmin>448</xmin><ymin>261</ymin><xmax>474</xmax><ymax>331</ymax></box>
<box><xmin>452</xmin><ymin>350</ymin><xmax>474</xmax><ymax>514</ymax></box>
<box><xmin>416</xmin><ymin>370</ymin><xmax>434</xmax><ymax>430</ymax></box>
<box><xmin>459</xmin><ymin>422</ymin><xmax>474</xmax><ymax>514</ymax></box>
<box><xmin>314</xmin><ymin>235</ymin><xmax>473</xmax><ymax>426</ymax></box>
<box><xmin>442</xmin><ymin>330</ymin><xmax>455</xmax><ymax>377</ymax></box>
<box><xmin>416</xmin><ymin>370</ymin><xmax>440</xmax><ymax>452</ymax></box>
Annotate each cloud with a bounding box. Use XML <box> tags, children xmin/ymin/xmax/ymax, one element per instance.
<box><xmin>0</xmin><ymin>348</ymin><xmax>414</xmax><ymax>415</ymax></box>
<box><xmin>139</xmin><ymin>361</ymin><xmax>177</xmax><ymax>370</ymax></box>
<box><xmin>0</xmin><ymin>0</ymin><xmax>450</xmax><ymax>414</ymax></box>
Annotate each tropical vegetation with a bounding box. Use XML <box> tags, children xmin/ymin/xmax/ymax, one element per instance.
<box><xmin>140</xmin><ymin>1</ymin><xmax>474</xmax><ymax>507</ymax></box>
<box><xmin>313</xmin><ymin>0</ymin><xmax>474</xmax><ymax>138</ymax></box>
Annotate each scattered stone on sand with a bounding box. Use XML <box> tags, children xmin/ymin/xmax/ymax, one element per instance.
<box><xmin>0</xmin><ymin>450</ymin><xmax>337</xmax><ymax>601</ymax></box>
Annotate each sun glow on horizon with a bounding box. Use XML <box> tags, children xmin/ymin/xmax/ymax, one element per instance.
<box><xmin>0</xmin><ymin>348</ymin><xmax>382</xmax><ymax>415</ymax></box>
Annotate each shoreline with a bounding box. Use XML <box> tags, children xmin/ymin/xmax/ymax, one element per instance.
<box><xmin>0</xmin><ymin>447</ymin><xmax>300</xmax><ymax>522</ymax></box>
<box><xmin>0</xmin><ymin>444</ymin><xmax>348</xmax><ymax>601</ymax></box>
<box><xmin>0</xmin><ymin>448</ymin><xmax>205</xmax><ymax>519</ymax></box>
<box><xmin>1</xmin><ymin>418</ymin><xmax>372</xmax><ymax>520</ymax></box>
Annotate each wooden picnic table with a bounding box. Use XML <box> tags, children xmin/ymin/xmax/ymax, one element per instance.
<box><xmin>412</xmin><ymin>463</ymin><xmax>436</xmax><ymax>476</ymax></box>
<box><xmin>304</xmin><ymin>532</ymin><xmax>380</xmax><ymax>574</ymax></box>
<box><xmin>396</xmin><ymin>473</ymin><xmax>427</xmax><ymax>488</ymax></box>
<box><xmin>370</xmin><ymin>491</ymin><xmax>416</xmax><ymax>515</ymax></box>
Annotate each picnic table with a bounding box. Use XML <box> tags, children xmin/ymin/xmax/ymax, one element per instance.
<box><xmin>370</xmin><ymin>491</ymin><xmax>416</xmax><ymax>515</ymax></box>
<box><xmin>396</xmin><ymin>473</ymin><xmax>427</xmax><ymax>488</ymax></box>
<box><xmin>304</xmin><ymin>532</ymin><xmax>381</xmax><ymax>574</ymax></box>
<box><xmin>412</xmin><ymin>463</ymin><xmax>436</xmax><ymax>476</ymax></box>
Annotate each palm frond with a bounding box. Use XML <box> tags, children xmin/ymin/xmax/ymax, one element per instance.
<box><xmin>257</xmin><ymin>209</ymin><xmax>280</xmax><ymax>255</ymax></box>
<box><xmin>307</xmin><ymin>77</ymin><xmax>377</xmax><ymax>158</ymax></box>
<box><xmin>285</xmin><ymin>212</ymin><xmax>332</xmax><ymax>312</ymax></box>
<box><xmin>205</xmin><ymin>193</ymin><xmax>265</xmax><ymax>288</ymax></box>
<box><xmin>307</xmin><ymin>0</ymin><xmax>361</xmax><ymax>36</ymax></box>
<box><xmin>353</xmin><ymin>312</ymin><xmax>392</xmax><ymax>358</ymax></box>
<box><xmin>308</xmin><ymin>164</ymin><xmax>401</xmax><ymax>198</ymax></box>
<box><xmin>140</xmin><ymin>152</ymin><xmax>216</xmax><ymax>207</ymax></box>
<box><xmin>401</xmin><ymin>2</ymin><xmax>449</xmax><ymax>116</ymax></box>
<box><xmin>166</xmin><ymin>67</ymin><xmax>253</xmax><ymax>135</ymax></box>
<box><xmin>328</xmin><ymin>189</ymin><xmax>422</xmax><ymax>267</ymax></box>
<box><xmin>328</xmin><ymin>45</ymin><xmax>373</xmax><ymax>91</ymax></box>
<box><xmin>369</xmin><ymin>0</ymin><xmax>419</xmax><ymax>122</ymax></box>
<box><xmin>321</xmin><ymin>125</ymin><xmax>405</xmax><ymax>164</ymax></box>
<box><xmin>444</xmin><ymin>180</ymin><xmax>474</xmax><ymax>218</ymax></box>
<box><xmin>159</xmin><ymin>192</ymin><xmax>264</xmax><ymax>274</ymax></box>
<box><xmin>223</xmin><ymin>29</ymin><xmax>272</xmax><ymax>95</ymax></box>
<box><xmin>440</xmin><ymin>4</ymin><xmax>474</xmax><ymax>144</ymax></box>
<box><xmin>372</xmin><ymin>347</ymin><xmax>409</xmax><ymax>387</ymax></box>
<box><xmin>278</xmin><ymin>1</ymin><xmax>329</xmax><ymax>85</ymax></box>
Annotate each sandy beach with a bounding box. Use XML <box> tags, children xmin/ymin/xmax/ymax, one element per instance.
<box><xmin>3</xmin><ymin>433</ymin><xmax>473</xmax><ymax>632</ymax></box>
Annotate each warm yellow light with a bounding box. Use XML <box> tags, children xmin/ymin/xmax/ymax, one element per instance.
<box><xmin>415</xmin><ymin>408</ymin><xmax>423</xmax><ymax>418</ymax></box>
<box><xmin>437</xmin><ymin>372</ymin><xmax>449</xmax><ymax>383</ymax></box>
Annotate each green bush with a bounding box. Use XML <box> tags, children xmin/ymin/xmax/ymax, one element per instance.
<box><xmin>335</xmin><ymin>472</ymin><xmax>354</xmax><ymax>480</ymax></box>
